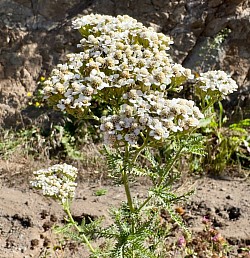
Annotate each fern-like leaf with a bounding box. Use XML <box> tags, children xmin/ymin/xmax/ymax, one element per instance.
<box><xmin>181</xmin><ymin>133</ymin><xmax>206</xmax><ymax>156</ymax></box>
<box><xmin>101</xmin><ymin>145</ymin><xmax>124</xmax><ymax>182</ymax></box>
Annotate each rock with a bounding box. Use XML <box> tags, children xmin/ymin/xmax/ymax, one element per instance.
<box><xmin>208</xmin><ymin>0</ymin><xmax>224</xmax><ymax>8</ymax></box>
<box><xmin>227</xmin><ymin>206</ymin><xmax>241</xmax><ymax>220</ymax></box>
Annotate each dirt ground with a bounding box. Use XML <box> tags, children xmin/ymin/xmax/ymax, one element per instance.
<box><xmin>0</xmin><ymin>158</ymin><xmax>249</xmax><ymax>258</ymax></box>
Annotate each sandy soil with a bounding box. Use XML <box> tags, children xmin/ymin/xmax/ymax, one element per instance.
<box><xmin>0</xmin><ymin>159</ymin><xmax>249</xmax><ymax>258</ymax></box>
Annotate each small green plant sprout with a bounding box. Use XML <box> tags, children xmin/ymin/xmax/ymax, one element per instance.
<box><xmin>94</xmin><ymin>188</ymin><xmax>108</xmax><ymax>196</ymax></box>
<box><xmin>195</xmin><ymin>28</ymin><xmax>231</xmax><ymax>72</ymax></box>
<box><xmin>31</xmin><ymin>14</ymin><xmax>239</xmax><ymax>257</ymax></box>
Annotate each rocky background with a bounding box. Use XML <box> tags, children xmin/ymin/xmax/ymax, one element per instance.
<box><xmin>0</xmin><ymin>0</ymin><xmax>249</xmax><ymax>128</ymax></box>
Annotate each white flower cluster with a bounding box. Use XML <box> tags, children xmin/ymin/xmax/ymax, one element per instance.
<box><xmin>30</xmin><ymin>164</ymin><xmax>78</xmax><ymax>204</ymax></box>
<box><xmin>196</xmin><ymin>70</ymin><xmax>238</xmax><ymax>98</ymax></box>
<box><xmin>40</xmin><ymin>14</ymin><xmax>205</xmax><ymax>146</ymax></box>
<box><xmin>42</xmin><ymin>14</ymin><xmax>193</xmax><ymax>116</ymax></box>
<box><xmin>72</xmin><ymin>14</ymin><xmax>173</xmax><ymax>52</ymax></box>
<box><xmin>100</xmin><ymin>89</ymin><xmax>204</xmax><ymax>145</ymax></box>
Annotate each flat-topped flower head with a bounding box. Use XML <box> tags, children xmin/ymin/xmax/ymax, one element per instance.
<box><xmin>100</xmin><ymin>89</ymin><xmax>204</xmax><ymax>146</ymax></box>
<box><xmin>41</xmin><ymin>14</ymin><xmax>194</xmax><ymax>118</ymax></box>
<box><xmin>30</xmin><ymin>164</ymin><xmax>78</xmax><ymax>205</ymax></box>
<box><xmin>195</xmin><ymin>70</ymin><xmax>238</xmax><ymax>99</ymax></box>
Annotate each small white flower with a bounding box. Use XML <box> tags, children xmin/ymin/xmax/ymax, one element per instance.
<box><xmin>124</xmin><ymin>133</ymin><xmax>138</xmax><ymax>145</ymax></box>
<box><xmin>149</xmin><ymin>123</ymin><xmax>169</xmax><ymax>140</ymax></box>
<box><xmin>57</xmin><ymin>100</ymin><xmax>66</xmax><ymax>111</ymax></box>
<box><xmin>100</xmin><ymin>121</ymin><xmax>114</xmax><ymax>131</ymax></box>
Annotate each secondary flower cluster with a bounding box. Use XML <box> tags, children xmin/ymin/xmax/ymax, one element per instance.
<box><xmin>100</xmin><ymin>89</ymin><xmax>204</xmax><ymax>145</ymax></box>
<box><xmin>42</xmin><ymin>14</ymin><xmax>194</xmax><ymax>118</ymax></box>
<box><xmin>195</xmin><ymin>70</ymin><xmax>238</xmax><ymax>99</ymax></box>
<box><xmin>30</xmin><ymin>164</ymin><xmax>78</xmax><ymax>204</ymax></box>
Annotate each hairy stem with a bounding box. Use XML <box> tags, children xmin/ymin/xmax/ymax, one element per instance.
<box><xmin>122</xmin><ymin>144</ymin><xmax>134</xmax><ymax>212</ymax></box>
<box><xmin>131</xmin><ymin>132</ymin><xmax>149</xmax><ymax>164</ymax></box>
<box><xmin>138</xmin><ymin>195</ymin><xmax>152</xmax><ymax>212</ymax></box>
<box><xmin>157</xmin><ymin>145</ymin><xmax>184</xmax><ymax>187</ymax></box>
<box><xmin>122</xmin><ymin>168</ymin><xmax>134</xmax><ymax>213</ymax></box>
<box><xmin>122</xmin><ymin>145</ymin><xmax>136</xmax><ymax>257</ymax></box>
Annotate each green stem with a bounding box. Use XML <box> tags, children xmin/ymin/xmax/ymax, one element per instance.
<box><xmin>138</xmin><ymin>195</ymin><xmax>152</xmax><ymax>212</ymax></box>
<box><xmin>202</xmin><ymin>99</ymin><xmax>217</xmax><ymax>117</ymax></box>
<box><xmin>122</xmin><ymin>144</ymin><xmax>134</xmax><ymax>213</ymax></box>
<box><xmin>138</xmin><ymin>142</ymin><xmax>185</xmax><ymax>212</ymax></box>
<box><xmin>157</xmin><ymin>145</ymin><xmax>184</xmax><ymax>187</ymax></box>
<box><xmin>125</xmin><ymin>134</ymin><xmax>149</xmax><ymax>226</ymax></box>
<box><xmin>131</xmin><ymin>132</ymin><xmax>149</xmax><ymax>164</ymax></box>
<box><xmin>218</xmin><ymin>100</ymin><xmax>223</xmax><ymax>129</ymax></box>
<box><xmin>122</xmin><ymin>169</ymin><xmax>134</xmax><ymax>213</ymax></box>
<box><xmin>64</xmin><ymin>202</ymin><xmax>96</xmax><ymax>254</ymax></box>
<box><xmin>122</xmin><ymin>145</ymin><xmax>136</xmax><ymax>257</ymax></box>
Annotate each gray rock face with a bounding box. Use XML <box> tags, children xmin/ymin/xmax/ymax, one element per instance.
<box><xmin>0</xmin><ymin>0</ymin><xmax>249</xmax><ymax>128</ymax></box>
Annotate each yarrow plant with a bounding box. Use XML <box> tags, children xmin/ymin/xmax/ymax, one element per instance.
<box><xmin>32</xmin><ymin>14</ymin><xmax>238</xmax><ymax>257</ymax></box>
